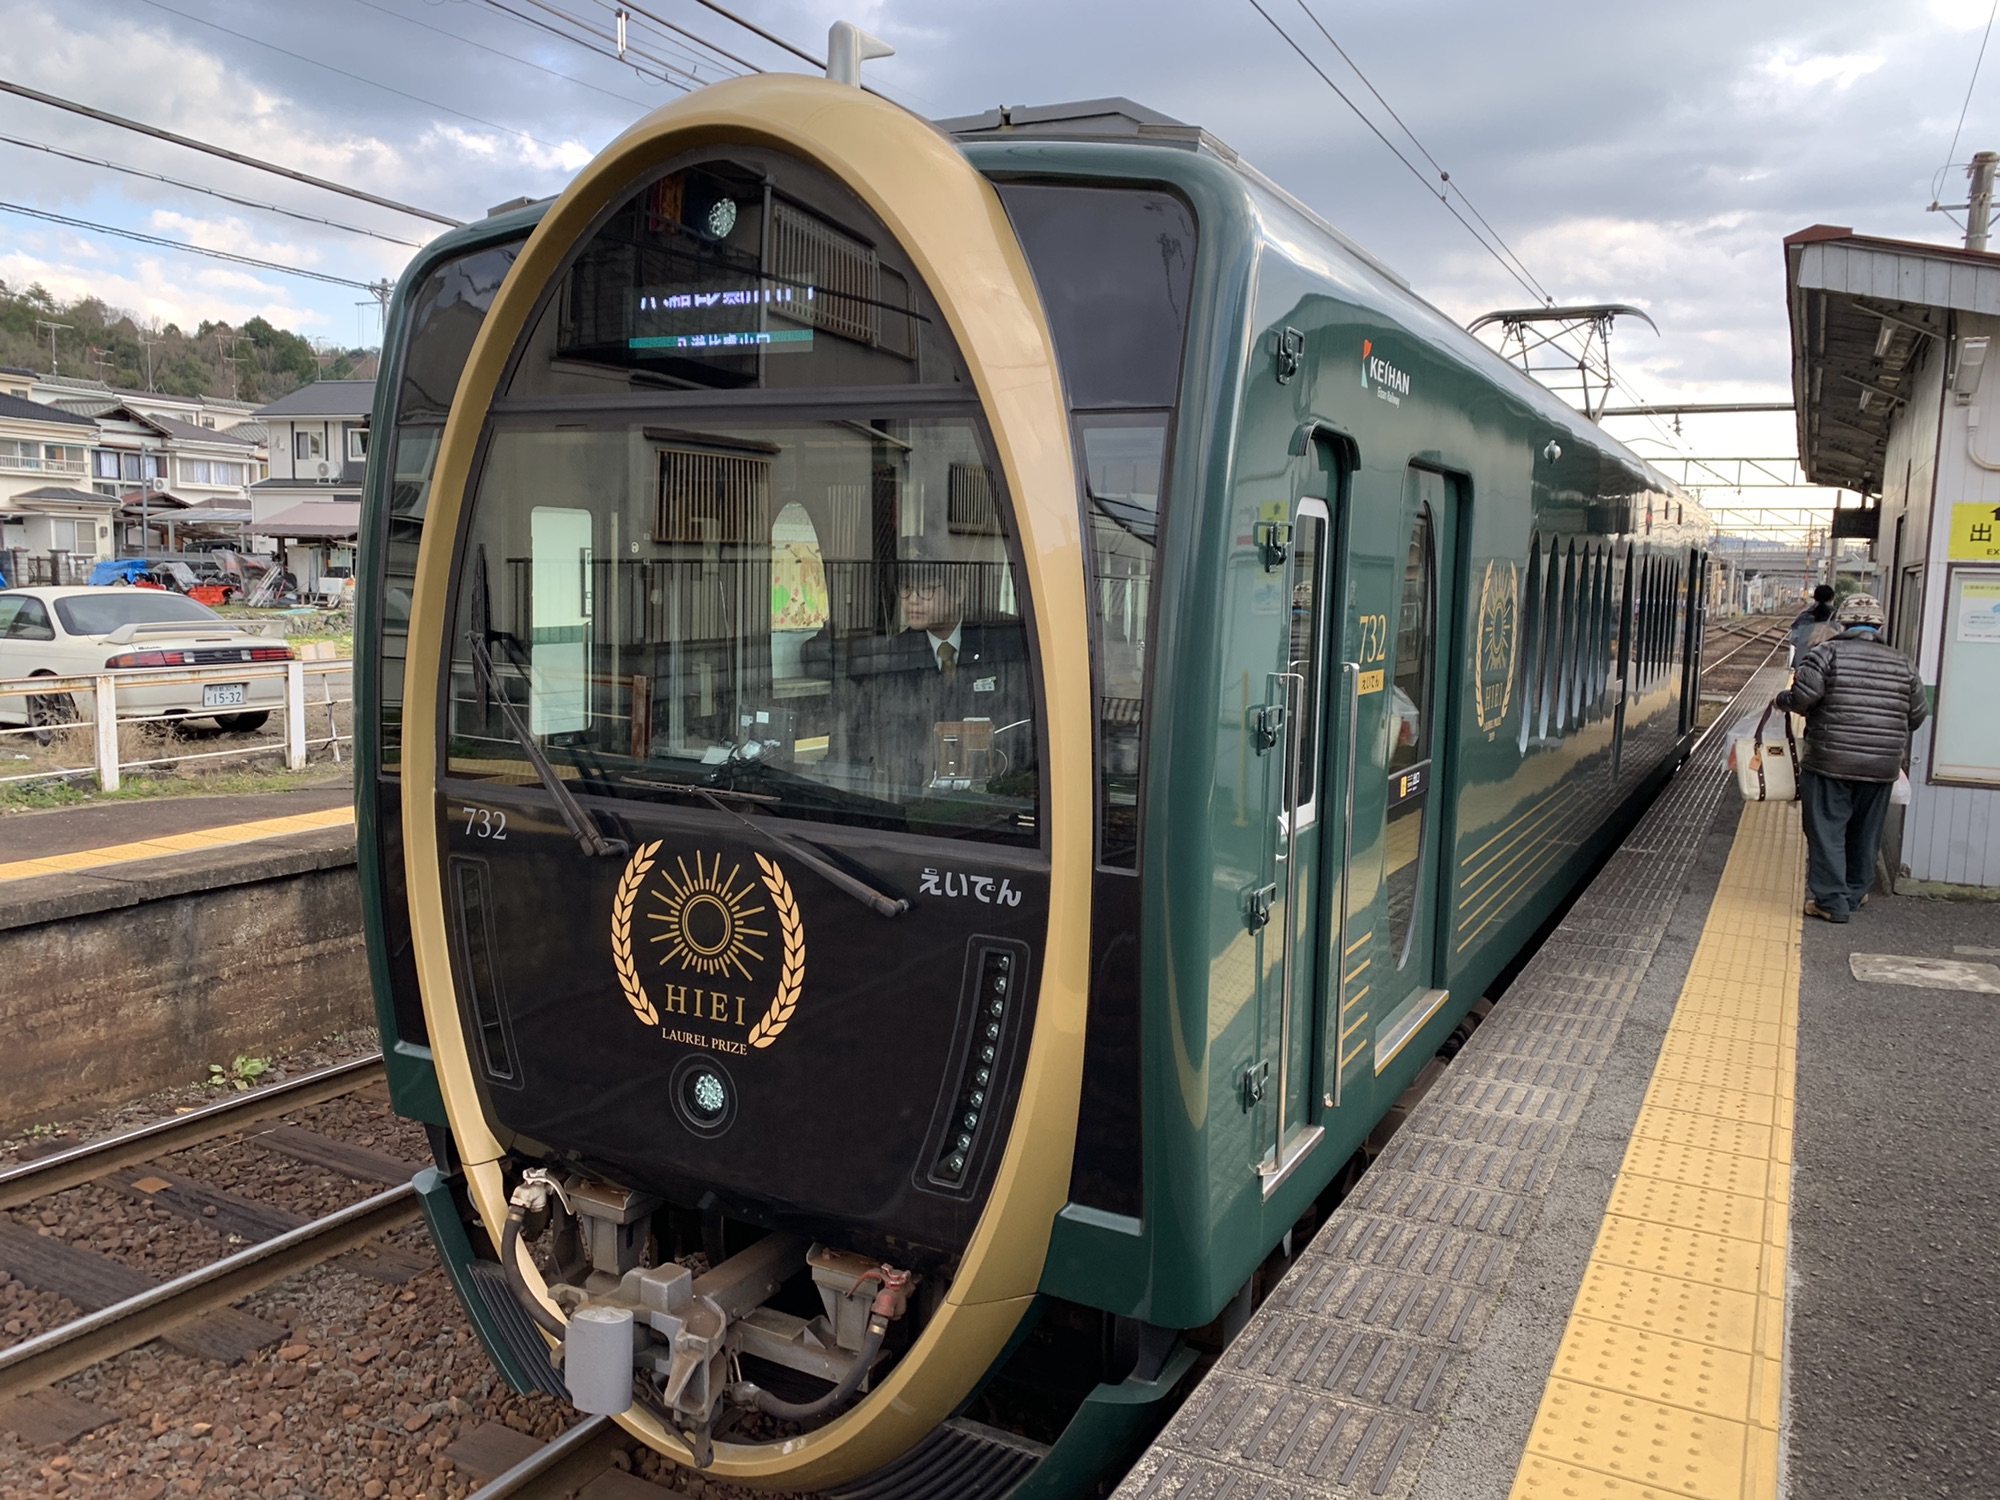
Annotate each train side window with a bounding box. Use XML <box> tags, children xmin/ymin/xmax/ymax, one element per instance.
<box><xmin>1078</xmin><ymin>413</ymin><xmax>1169</xmax><ymax>868</ymax></box>
<box><xmin>1537</xmin><ymin>539</ymin><xmax>1561</xmax><ymax>741</ymax></box>
<box><xmin>1517</xmin><ymin>538</ymin><xmax>1542</xmax><ymax>755</ymax></box>
<box><xmin>1384</xmin><ymin>493</ymin><xmax>1435</xmax><ymax>966</ymax></box>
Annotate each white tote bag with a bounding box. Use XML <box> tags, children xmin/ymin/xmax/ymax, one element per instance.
<box><xmin>1733</xmin><ymin>705</ymin><xmax>1801</xmax><ymax>802</ymax></box>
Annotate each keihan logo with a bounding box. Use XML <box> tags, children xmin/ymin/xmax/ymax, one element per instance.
<box><xmin>1361</xmin><ymin>339</ymin><xmax>1411</xmax><ymax>404</ymax></box>
<box><xmin>611</xmin><ymin>845</ymin><xmax>806</xmax><ymax>1056</ymax></box>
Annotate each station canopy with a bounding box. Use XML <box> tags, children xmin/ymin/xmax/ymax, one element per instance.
<box><xmin>1786</xmin><ymin>224</ymin><xmax>2000</xmax><ymax>494</ymax></box>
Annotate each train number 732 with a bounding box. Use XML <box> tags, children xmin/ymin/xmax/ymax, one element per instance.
<box><xmin>1355</xmin><ymin>613</ymin><xmax>1390</xmax><ymax>664</ymax></box>
<box><xmin>462</xmin><ymin>805</ymin><xmax>508</xmax><ymax>840</ymax></box>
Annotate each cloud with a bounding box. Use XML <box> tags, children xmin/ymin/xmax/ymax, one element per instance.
<box><xmin>0</xmin><ymin>246</ymin><xmax>318</xmax><ymax>330</ymax></box>
<box><xmin>1757</xmin><ymin>48</ymin><xmax>1888</xmax><ymax>91</ymax></box>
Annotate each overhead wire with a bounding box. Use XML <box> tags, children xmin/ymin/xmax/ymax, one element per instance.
<box><xmin>0</xmin><ymin>200</ymin><xmax>377</xmax><ymax>288</ymax></box>
<box><xmin>0</xmin><ymin>133</ymin><xmax>425</xmax><ymax>247</ymax></box>
<box><xmin>674</xmin><ymin>0</ymin><xmax>823</xmax><ymax>69</ymax></box>
<box><xmin>587</xmin><ymin>0</ymin><xmax>764</xmax><ymax>77</ymax></box>
<box><xmin>476</xmin><ymin>0</ymin><xmax>703</xmax><ymax>88</ymax></box>
<box><xmin>1244</xmin><ymin>0</ymin><xmax>1546</xmax><ymax>307</ymax></box>
<box><xmin>343</xmin><ymin>0</ymin><xmax>657</xmax><ymax>106</ymax></box>
<box><xmin>130</xmin><ymin>0</ymin><xmax>590</xmax><ymax>154</ymax></box>
<box><xmin>1247</xmin><ymin>3</ymin><xmax>1744</xmax><ymax>494</ymax></box>
<box><xmin>1287</xmin><ymin>0</ymin><xmax>1551</xmax><ymax>306</ymax></box>
<box><xmin>0</xmin><ymin>78</ymin><xmax>461</xmax><ymax>226</ymax></box>
<box><xmin>1933</xmin><ymin>0</ymin><xmax>2000</xmax><ymax>224</ymax></box>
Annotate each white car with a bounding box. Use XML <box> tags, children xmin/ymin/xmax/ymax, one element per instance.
<box><xmin>0</xmin><ymin>586</ymin><xmax>294</xmax><ymax>734</ymax></box>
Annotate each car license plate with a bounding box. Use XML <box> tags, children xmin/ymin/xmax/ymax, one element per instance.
<box><xmin>202</xmin><ymin>683</ymin><xmax>248</xmax><ymax>709</ymax></box>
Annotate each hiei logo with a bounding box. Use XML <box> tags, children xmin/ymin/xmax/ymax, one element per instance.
<box><xmin>1361</xmin><ymin>339</ymin><xmax>1411</xmax><ymax>405</ymax></box>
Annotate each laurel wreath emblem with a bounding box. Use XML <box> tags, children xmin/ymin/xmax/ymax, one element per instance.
<box><xmin>747</xmin><ymin>854</ymin><xmax>805</xmax><ymax>1049</ymax></box>
<box><xmin>1474</xmin><ymin>560</ymin><xmax>1519</xmax><ymax>734</ymax></box>
<box><xmin>611</xmin><ymin>840</ymin><xmax>663</xmax><ymax>1027</ymax></box>
<box><xmin>610</xmin><ymin>842</ymin><xmax>806</xmax><ymax>1048</ymax></box>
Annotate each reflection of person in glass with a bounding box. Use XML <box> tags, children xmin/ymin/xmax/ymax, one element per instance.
<box><xmin>841</xmin><ymin>538</ymin><xmax>1031</xmax><ymax>796</ymax></box>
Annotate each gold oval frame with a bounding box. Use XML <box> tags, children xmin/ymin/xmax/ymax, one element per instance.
<box><xmin>400</xmin><ymin>74</ymin><xmax>1091</xmax><ymax>1487</ymax></box>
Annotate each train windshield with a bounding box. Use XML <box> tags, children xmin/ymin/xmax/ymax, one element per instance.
<box><xmin>446</xmin><ymin>151</ymin><xmax>1039</xmax><ymax>847</ymax></box>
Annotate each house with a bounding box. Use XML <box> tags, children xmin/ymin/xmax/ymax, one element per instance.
<box><xmin>248</xmin><ymin>380</ymin><xmax>374</xmax><ymax>589</ymax></box>
<box><xmin>1785</xmin><ymin>222</ymin><xmax>2000</xmax><ymax>894</ymax></box>
<box><xmin>0</xmin><ymin>390</ymin><xmax>115</xmax><ymax>583</ymax></box>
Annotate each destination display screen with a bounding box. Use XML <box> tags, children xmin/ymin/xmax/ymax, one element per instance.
<box><xmin>511</xmin><ymin>148</ymin><xmax>970</xmax><ymax>397</ymax></box>
<box><xmin>627</xmin><ymin>283</ymin><xmax>817</xmax><ymax>356</ymax></box>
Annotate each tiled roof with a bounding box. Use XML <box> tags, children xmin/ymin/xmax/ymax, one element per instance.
<box><xmin>0</xmin><ymin>391</ymin><xmax>99</xmax><ymax>428</ymax></box>
<box><xmin>252</xmin><ymin>379</ymin><xmax>376</xmax><ymax>419</ymax></box>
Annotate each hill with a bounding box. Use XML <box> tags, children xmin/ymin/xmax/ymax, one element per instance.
<box><xmin>0</xmin><ymin>279</ymin><xmax>374</xmax><ymax>403</ymax></box>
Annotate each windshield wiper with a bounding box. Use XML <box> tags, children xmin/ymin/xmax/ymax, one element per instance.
<box><xmin>462</xmin><ymin>543</ymin><xmax>624</xmax><ymax>859</ymax></box>
<box><xmin>464</xmin><ymin>629</ymin><xmax>628</xmax><ymax>860</ymax></box>
<box><xmin>691</xmin><ymin>787</ymin><xmax>908</xmax><ymax>918</ymax></box>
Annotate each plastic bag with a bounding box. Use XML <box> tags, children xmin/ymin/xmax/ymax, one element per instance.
<box><xmin>1891</xmin><ymin>769</ymin><xmax>1911</xmax><ymax>805</ymax></box>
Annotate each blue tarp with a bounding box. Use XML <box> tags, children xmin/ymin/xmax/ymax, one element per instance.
<box><xmin>89</xmin><ymin>559</ymin><xmax>151</xmax><ymax>586</ymax></box>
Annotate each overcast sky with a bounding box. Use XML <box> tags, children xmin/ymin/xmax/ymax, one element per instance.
<box><xmin>2</xmin><ymin>0</ymin><xmax>1996</xmax><ymax>516</ymax></box>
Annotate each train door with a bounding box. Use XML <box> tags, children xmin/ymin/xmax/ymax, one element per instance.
<box><xmin>1254</xmin><ymin>470</ymin><xmax>1339</xmax><ymax>1192</ymax></box>
<box><xmin>1366</xmin><ymin>469</ymin><xmax>1460</xmax><ymax>1076</ymax></box>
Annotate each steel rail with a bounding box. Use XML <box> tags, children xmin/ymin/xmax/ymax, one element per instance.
<box><xmin>464</xmin><ymin>1416</ymin><xmax>628</xmax><ymax>1498</ymax></box>
<box><xmin>1701</xmin><ymin>623</ymin><xmax>1788</xmax><ymax>679</ymax></box>
<box><xmin>0</xmin><ymin>1181</ymin><xmax>418</xmax><ymax>1401</ymax></box>
<box><xmin>0</xmin><ymin>1053</ymin><xmax>384</xmax><ymax>1210</ymax></box>
<box><xmin>1689</xmin><ymin>636</ymin><xmax>1792</xmax><ymax>761</ymax></box>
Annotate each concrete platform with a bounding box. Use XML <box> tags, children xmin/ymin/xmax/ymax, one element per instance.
<box><xmin>0</xmin><ymin>785</ymin><xmax>368</xmax><ymax>1128</ymax></box>
<box><xmin>1119</xmin><ymin>667</ymin><xmax>1999</xmax><ymax>1499</ymax></box>
<box><xmin>0</xmin><ymin>785</ymin><xmax>354</xmax><ymax>929</ymax></box>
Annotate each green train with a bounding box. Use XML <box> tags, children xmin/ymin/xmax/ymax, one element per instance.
<box><xmin>354</xmin><ymin>75</ymin><xmax>1709</xmax><ymax>1496</ymax></box>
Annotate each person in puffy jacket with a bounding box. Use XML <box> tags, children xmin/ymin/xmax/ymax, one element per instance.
<box><xmin>1774</xmin><ymin>593</ymin><xmax>1927</xmax><ymax>922</ymax></box>
<box><xmin>1786</xmin><ymin>583</ymin><xmax>1836</xmax><ymax>665</ymax></box>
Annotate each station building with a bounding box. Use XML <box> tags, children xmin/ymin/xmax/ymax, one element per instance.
<box><xmin>1786</xmin><ymin>224</ymin><xmax>2000</xmax><ymax>896</ymax></box>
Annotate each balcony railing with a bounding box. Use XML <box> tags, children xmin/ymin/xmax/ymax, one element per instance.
<box><xmin>0</xmin><ymin>453</ymin><xmax>89</xmax><ymax>476</ymax></box>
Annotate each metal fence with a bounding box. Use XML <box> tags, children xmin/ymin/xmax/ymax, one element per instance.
<box><xmin>0</xmin><ymin>659</ymin><xmax>352</xmax><ymax>791</ymax></box>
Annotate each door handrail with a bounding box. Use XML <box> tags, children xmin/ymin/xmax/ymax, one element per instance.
<box><xmin>1262</xmin><ymin>668</ymin><xmax>1305</xmax><ymax>1182</ymax></box>
<box><xmin>1332</xmin><ymin>660</ymin><xmax>1361</xmax><ymax>1111</ymax></box>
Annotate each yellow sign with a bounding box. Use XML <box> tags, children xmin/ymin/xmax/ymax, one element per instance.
<box><xmin>612</xmin><ymin>845</ymin><xmax>806</xmax><ymax>1054</ymax></box>
<box><xmin>1948</xmin><ymin>502</ymin><xmax>2000</xmax><ymax>560</ymax></box>
<box><xmin>1357</xmin><ymin>668</ymin><xmax>1386</xmax><ymax>694</ymax></box>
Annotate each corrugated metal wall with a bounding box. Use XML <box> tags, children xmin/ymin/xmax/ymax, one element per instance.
<box><xmin>1901</xmin><ymin>723</ymin><xmax>2000</xmax><ymax>888</ymax></box>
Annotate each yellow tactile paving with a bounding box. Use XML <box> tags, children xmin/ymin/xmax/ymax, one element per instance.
<box><xmin>1513</xmin><ymin>799</ymin><xmax>1804</xmax><ymax>1500</ymax></box>
<box><xmin>0</xmin><ymin>805</ymin><xmax>353</xmax><ymax>883</ymax></box>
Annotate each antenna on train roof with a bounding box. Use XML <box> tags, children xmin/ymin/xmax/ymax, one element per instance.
<box><xmin>826</xmin><ymin>21</ymin><xmax>893</xmax><ymax>87</ymax></box>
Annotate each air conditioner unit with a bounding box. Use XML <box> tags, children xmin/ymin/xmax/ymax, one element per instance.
<box><xmin>317</xmin><ymin>461</ymin><xmax>330</xmax><ymax>478</ymax></box>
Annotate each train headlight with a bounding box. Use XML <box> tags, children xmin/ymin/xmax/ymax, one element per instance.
<box><xmin>670</xmin><ymin>1056</ymin><xmax>737</xmax><ymax>1137</ymax></box>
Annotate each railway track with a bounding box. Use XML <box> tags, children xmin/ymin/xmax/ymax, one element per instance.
<box><xmin>0</xmin><ymin>1053</ymin><xmax>386</xmax><ymax>1211</ymax></box>
<box><xmin>1700</xmin><ymin>616</ymin><xmax>1790</xmax><ymax>701</ymax></box>
<box><xmin>0</xmin><ymin>1051</ymin><xmax>419</xmax><ymax>1402</ymax></box>
<box><xmin>462</xmin><ymin>1416</ymin><xmax>628</xmax><ymax>1499</ymax></box>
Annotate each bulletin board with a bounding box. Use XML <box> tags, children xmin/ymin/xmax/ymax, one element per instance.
<box><xmin>1931</xmin><ymin>566</ymin><xmax>2000</xmax><ymax>785</ymax></box>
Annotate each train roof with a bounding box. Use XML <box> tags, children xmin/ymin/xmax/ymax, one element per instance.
<box><xmin>937</xmin><ymin>98</ymin><xmax>1412</xmax><ymax>294</ymax></box>
<box><xmin>940</xmin><ymin>99</ymin><xmax>1687</xmax><ymax>505</ymax></box>
<box><xmin>391</xmin><ymin>94</ymin><xmax>1692</xmax><ymax>518</ymax></box>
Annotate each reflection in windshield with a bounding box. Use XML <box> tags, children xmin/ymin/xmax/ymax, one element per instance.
<box><xmin>448</xmin><ymin>418</ymin><xmax>1038</xmax><ymax>845</ymax></box>
<box><xmin>1080</xmin><ymin>415</ymin><xmax>1167</xmax><ymax>867</ymax></box>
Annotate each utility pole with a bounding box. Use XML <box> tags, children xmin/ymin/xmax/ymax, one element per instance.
<box><xmin>214</xmin><ymin>331</ymin><xmax>242</xmax><ymax>400</ymax></box>
<box><xmin>139</xmin><ymin>331</ymin><xmax>165</xmax><ymax>393</ymax></box>
<box><xmin>1970</xmin><ymin>153</ymin><xmax>2000</xmax><ymax>252</ymax></box>
<box><xmin>34</xmin><ymin>319</ymin><xmax>72</xmax><ymax>375</ymax></box>
<box><xmin>358</xmin><ymin>279</ymin><xmax>392</xmax><ymax>337</ymax></box>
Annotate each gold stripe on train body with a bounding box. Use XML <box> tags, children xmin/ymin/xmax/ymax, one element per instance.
<box><xmin>399</xmin><ymin>74</ymin><xmax>1090</xmax><ymax>1488</ymax></box>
